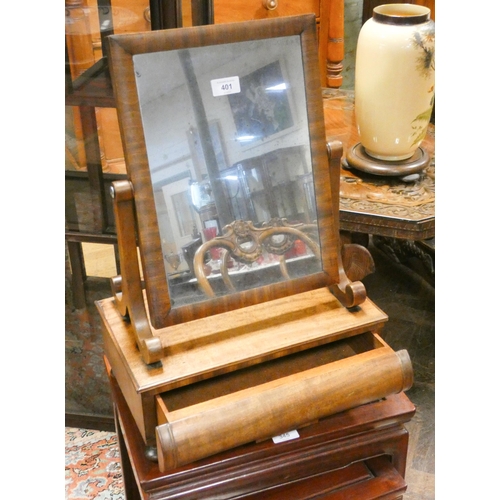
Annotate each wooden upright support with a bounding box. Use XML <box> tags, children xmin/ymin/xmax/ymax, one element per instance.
<box><xmin>326</xmin><ymin>0</ymin><xmax>344</xmax><ymax>87</ymax></box>
<box><xmin>109</xmin><ymin>180</ymin><xmax>163</xmax><ymax>365</ymax></box>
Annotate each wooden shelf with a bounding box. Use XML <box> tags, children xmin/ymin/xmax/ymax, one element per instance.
<box><xmin>65</xmin><ymin>57</ymin><xmax>116</xmax><ymax>108</ymax></box>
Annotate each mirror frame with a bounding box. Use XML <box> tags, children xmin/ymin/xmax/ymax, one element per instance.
<box><xmin>108</xmin><ymin>14</ymin><xmax>340</xmax><ymax>329</ymax></box>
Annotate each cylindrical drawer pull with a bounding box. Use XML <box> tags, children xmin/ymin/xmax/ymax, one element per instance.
<box><xmin>262</xmin><ymin>0</ymin><xmax>278</xmax><ymax>11</ymax></box>
<box><xmin>143</xmin><ymin>7</ymin><xmax>151</xmax><ymax>23</ymax></box>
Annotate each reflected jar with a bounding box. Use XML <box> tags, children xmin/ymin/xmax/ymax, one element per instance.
<box><xmin>354</xmin><ymin>4</ymin><xmax>435</xmax><ymax>161</ymax></box>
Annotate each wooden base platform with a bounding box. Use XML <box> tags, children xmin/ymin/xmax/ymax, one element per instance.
<box><xmin>107</xmin><ymin>356</ymin><xmax>415</xmax><ymax>499</ymax></box>
<box><xmin>98</xmin><ymin>287</ymin><xmax>414</xmax><ymax>455</ymax></box>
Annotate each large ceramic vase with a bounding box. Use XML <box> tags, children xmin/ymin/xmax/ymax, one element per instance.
<box><xmin>354</xmin><ymin>4</ymin><xmax>435</xmax><ymax>161</ymax></box>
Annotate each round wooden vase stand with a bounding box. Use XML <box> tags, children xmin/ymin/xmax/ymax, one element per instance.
<box><xmin>344</xmin><ymin>142</ymin><xmax>430</xmax><ymax>179</ymax></box>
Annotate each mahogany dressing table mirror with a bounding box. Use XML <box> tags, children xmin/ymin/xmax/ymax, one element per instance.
<box><xmin>98</xmin><ymin>14</ymin><xmax>414</xmax><ymax>473</ymax></box>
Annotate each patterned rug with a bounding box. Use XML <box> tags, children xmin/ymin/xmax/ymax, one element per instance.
<box><xmin>65</xmin><ymin>428</ymin><xmax>125</xmax><ymax>500</ymax></box>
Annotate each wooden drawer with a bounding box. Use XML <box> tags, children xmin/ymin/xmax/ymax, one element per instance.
<box><xmin>154</xmin><ymin>331</ymin><xmax>412</xmax><ymax>471</ymax></box>
<box><xmin>238</xmin><ymin>455</ymin><xmax>407</xmax><ymax>499</ymax></box>
<box><xmin>214</xmin><ymin>0</ymin><xmax>321</xmax><ymax>24</ymax></box>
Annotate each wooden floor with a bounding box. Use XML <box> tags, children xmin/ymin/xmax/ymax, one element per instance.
<box><xmin>71</xmin><ymin>240</ymin><xmax>435</xmax><ymax>499</ymax></box>
<box><xmin>81</xmin><ymin>243</ymin><xmax>118</xmax><ymax>278</ymax></box>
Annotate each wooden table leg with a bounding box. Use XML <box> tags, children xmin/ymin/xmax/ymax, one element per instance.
<box><xmin>373</xmin><ymin>235</ymin><xmax>435</xmax><ymax>286</ymax></box>
<box><xmin>67</xmin><ymin>240</ymin><xmax>86</xmax><ymax>309</ymax></box>
<box><xmin>113</xmin><ymin>404</ymin><xmax>142</xmax><ymax>500</ymax></box>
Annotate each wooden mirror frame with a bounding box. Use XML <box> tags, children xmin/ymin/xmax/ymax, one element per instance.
<box><xmin>108</xmin><ymin>14</ymin><xmax>344</xmax><ymax>331</ymax></box>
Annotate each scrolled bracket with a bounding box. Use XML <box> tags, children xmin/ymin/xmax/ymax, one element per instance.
<box><xmin>110</xmin><ymin>180</ymin><xmax>163</xmax><ymax>366</ymax></box>
<box><xmin>326</xmin><ymin>141</ymin><xmax>367</xmax><ymax>309</ymax></box>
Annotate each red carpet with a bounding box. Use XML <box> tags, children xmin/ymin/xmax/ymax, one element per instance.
<box><xmin>65</xmin><ymin>428</ymin><xmax>124</xmax><ymax>499</ymax></box>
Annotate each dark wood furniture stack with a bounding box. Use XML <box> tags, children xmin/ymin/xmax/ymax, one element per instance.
<box><xmin>107</xmin><ymin>357</ymin><xmax>415</xmax><ymax>500</ymax></box>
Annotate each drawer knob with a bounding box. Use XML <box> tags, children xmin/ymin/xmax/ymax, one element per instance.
<box><xmin>262</xmin><ymin>0</ymin><xmax>278</xmax><ymax>10</ymax></box>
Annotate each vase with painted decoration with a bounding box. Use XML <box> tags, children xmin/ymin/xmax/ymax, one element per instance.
<box><xmin>354</xmin><ymin>3</ymin><xmax>435</xmax><ymax>161</ymax></box>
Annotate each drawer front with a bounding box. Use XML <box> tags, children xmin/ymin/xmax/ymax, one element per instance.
<box><xmin>155</xmin><ymin>334</ymin><xmax>413</xmax><ymax>471</ymax></box>
<box><xmin>214</xmin><ymin>0</ymin><xmax>320</xmax><ymax>24</ymax></box>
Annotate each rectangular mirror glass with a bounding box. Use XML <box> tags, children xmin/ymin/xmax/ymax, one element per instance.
<box><xmin>133</xmin><ymin>35</ymin><xmax>321</xmax><ymax>307</ymax></box>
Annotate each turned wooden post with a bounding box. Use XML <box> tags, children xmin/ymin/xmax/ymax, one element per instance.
<box><xmin>326</xmin><ymin>0</ymin><xmax>344</xmax><ymax>88</ymax></box>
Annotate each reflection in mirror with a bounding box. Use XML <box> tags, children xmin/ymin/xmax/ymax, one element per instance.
<box><xmin>133</xmin><ymin>35</ymin><xmax>320</xmax><ymax>307</ymax></box>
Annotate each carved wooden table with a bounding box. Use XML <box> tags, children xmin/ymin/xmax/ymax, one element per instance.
<box><xmin>323</xmin><ymin>89</ymin><xmax>435</xmax><ymax>280</ymax></box>
<box><xmin>106</xmin><ymin>356</ymin><xmax>416</xmax><ymax>499</ymax></box>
